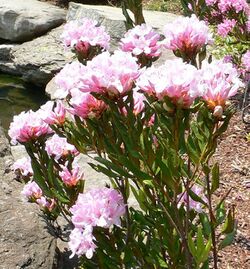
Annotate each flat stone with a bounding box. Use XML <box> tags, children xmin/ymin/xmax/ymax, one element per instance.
<box><xmin>0</xmin><ymin>25</ymin><xmax>74</xmax><ymax>86</ymax></box>
<box><xmin>0</xmin><ymin>0</ymin><xmax>66</xmax><ymax>42</ymax></box>
<box><xmin>0</xmin><ymin>126</ymin><xmax>57</xmax><ymax>269</ymax></box>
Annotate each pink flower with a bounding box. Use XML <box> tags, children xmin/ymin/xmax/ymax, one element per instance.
<box><xmin>45</xmin><ymin>134</ymin><xmax>78</xmax><ymax>160</ymax></box>
<box><xmin>205</xmin><ymin>0</ymin><xmax>217</xmax><ymax>5</ymax></box>
<box><xmin>59</xmin><ymin>164</ymin><xmax>84</xmax><ymax>187</ymax></box>
<box><xmin>198</xmin><ymin>60</ymin><xmax>243</xmax><ymax>109</ymax></box>
<box><xmin>61</xmin><ymin>19</ymin><xmax>110</xmax><ymax>54</ymax></box>
<box><xmin>163</xmin><ymin>15</ymin><xmax>213</xmax><ymax>60</ymax></box>
<box><xmin>70</xmin><ymin>187</ymin><xmax>125</xmax><ymax>229</ymax></box>
<box><xmin>178</xmin><ymin>185</ymin><xmax>207</xmax><ymax>213</ymax></box>
<box><xmin>217</xmin><ymin>19</ymin><xmax>236</xmax><ymax>37</ymax></box>
<box><xmin>247</xmin><ymin>18</ymin><xmax>250</xmax><ymax>32</ymax></box>
<box><xmin>223</xmin><ymin>55</ymin><xmax>233</xmax><ymax>63</ymax></box>
<box><xmin>79</xmin><ymin>51</ymin><xmax>140</xmax><ymax>97</ymax></box>
<box><xmin>12</xmin><ymin>157</ymin><xmax>33</xmax><ymax>177</ymax></box>
<box><xmin>120</xmin><ymin>24</ymin><xmax>162</xmax><ymax>58</ymax></box>
<box><xmin>218</xmin><ymin>0</ymin><xmax>249</xmax><ymax>13</ymax></box>
<box><xmin>55</xmin><ymin>61</ymin><xmax>87</xmax><ymax>99</ymax></box>
<box><xmin>8</xmin><ymin>110</ymin><xmax>51</xmax><ymax>145</ymax></box>
<box><xmin>36</xmin><ymin>197</ymin><xmax>55</xmax><ymax>211</ymax></box>
<box><xmin>21</xmin><ymin>181</ymin><xmax>42</xmax><ymax>200</ymax></box>
<box><xmin>121</xmin><ymin>89</ymin><xmax>146</xmax><ymax>116</ymax></box>
<box><xmin>68</xmin><ymin>88</ymin><xmax>107</xmax><ymax>119</ymax></box>
<box><xmin>69</xmin><ymin>227</ymin><xmax>96</xmax><ymax>259</ymax></box>
<box><xmin>242</xmin><ymin>50</ymin><xmax>250</xmax><ymax>71</ymax></box>
<box><xmin>132</xmin><ymin>90</ymin><xmax>146</xmax><ymax>115</ymax></box>
<box><xmin>137</xmin><ymin>59</ymin><xmax>200</xmax><ymax>108</ymax></box>
<box><xmin>39</xmin><ymin>101</ymin><xmax>66</xmax><ymax>125</ymax></box>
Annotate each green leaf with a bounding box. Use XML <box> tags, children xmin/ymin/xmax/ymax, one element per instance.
<box><xmin>130</xmin><ymin>184</ymin><xmax>147</xmax><ymax>211</ymax></box>
<box><xmin>211</xmin><ymin>163</ymin><xmax>220</xmax><ymax>193</ymax></box>
<box><xmin>188</xmin><ymin>233</ymin><xmax>197</xmax><ymax>258</ymax></box>
<box><xmin>186</xmin><ymin>135</ymin><xmax>200</xmax><ymax>164</ymax></box>
<box><xmin>218</xmin><ymin>229</ymin><xmax>236</xmax><ymax>250</ymax></box>
<box><xmin>221</xmin><ymin>209</ymin><xmax>235</xmax><ymax>234</ymax></box>
<box><xmin>143</xmin><ymin>179</ymin><xmax>154</xmax><ymax>188</ymax></box>
<box><xmin>30</xmin><ymin>158</ymin><xmax>51</xmax><ymax>197</ymax></box>
<box><xmin>51</xmin><ymin>188</ymin><xmax>70</xmax><ymax>203</ymax></box>
<box><xmin>197</xmin><ymin>227</ymin><xmax>204</xmax><ymax>254</ymax></box>
<box><xmin>216</xmin><ymin>203</ymin><xmax>226</xmax><ymax>225</ymax></box>
<box><xmin>199</xmin><ymin>213</ymin><xmax>211</xmax><ymax>237</ymax></box>
<box><xmin>94</xmin><ymin>156</ymin><xmax>132</xmax><ymax>178</ymax></box>
<box><xmin>198</xmin><ymin>238</ymin><xmax>212</xmax><ymax>264</ymax></box>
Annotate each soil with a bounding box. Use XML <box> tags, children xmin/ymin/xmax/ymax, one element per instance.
<box><xmin>39</xmin><ymin>1</ymin><xmax>250</xmax><ymax>268</ymax></box>
<box><xmin>213</xmin><ymin>109</ymin><xmax>250</xmax><ymax>269</ymax></box>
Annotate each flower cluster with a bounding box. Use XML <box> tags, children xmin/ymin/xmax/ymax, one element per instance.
<box><xmin>8</xmin><ymin>110</ymin><xmax>51</xmax><ymax>145</ymax></box>
<box><xmin>12</xmin><ymin>157</ymin><xmax>33</xmax><ymax>178</ymax></box>
<box><xmin>217</xmin><ymin>0</ymin><xmax>249</xmax><ymax>13</ymax></box>
<box><xmin>217</xmin><ymin>19</ymin><xmax>236</xmax><ymax>37</ymax></box>
<box><xmin>120</xmin><ymin>24</ymin><xmax>162</xmax><ymax>65</ymax></box>
<box><xmin>242</xmin><ymin>50</ymin><xmax>250</xmax><ymax>71</ymax></box>
<box><xmin>55</xmin><ymin>51</ymin><xmax>139</xmax><ymax>99</ymax></box>
<box><xmin>204</xmin><ymin>0</ymin><xmax>250</xmax><ymax>37</ymax></box>
<box><xmin>137</xmin><ymin>59</ymin><xmax>200</xmax><ymax>108</ymax></box>
<box><xmin>69</xmin><ymin>187</ymin><xmax>125</xmax><ymax>258</ymax></box>
<box><xmin>59</xmin><ymin>163</ymin><xmax>83</xmax><ymax>187</ymax></box>
<box><xmin>55</xmin><ymin>61</ymin><xmax>86</xmax><ymax>99</ymax></box>
<box><xmin>163</xmin><ymin>15</ymin><xmax>213</xmax><ymax>60</ymax></box>
<box><xmin>39</xmin><ymin>101</ymin><xmax>66</xmax><ymax>125</ymax></box>
<box><xmin>68</xmin><ymin>88</ymin><xmax>107</xmax><ymax>119</ymax></box>
<box><xmin>45</xmin><ymin>134</ymin><xmax>78</xmax><ymax>161</ymax></box>
<box><xmin>61</xmin><ymin>19</ymin><xmax>110</xmax><ymax>60</ymax></box>
<box><xmin>198</xmin><ymin>60</ymin><xmax>243</xmax><ymax>110</ymax></box>
<box><xmin>21</xmin><ymin>181</ymin><xmax>55</xmax><ymax>211</ymax></box>
<box><xmin>80</xmin><ymin>51</ymin><xmax>140</xmax><ymax>97</ymax></box>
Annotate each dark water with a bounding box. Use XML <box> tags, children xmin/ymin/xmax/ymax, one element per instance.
<box><xmin>0</xmin><ymin>74</ymin><xmax>48</xmax><ymax>133</ymax></box>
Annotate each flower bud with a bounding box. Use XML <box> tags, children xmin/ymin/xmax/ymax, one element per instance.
<box><xmin>213</xmin><ymin>105</ymin><xmax>223</xmax><ymax>118</ymax></box>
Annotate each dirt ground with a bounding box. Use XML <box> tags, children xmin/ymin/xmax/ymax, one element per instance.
<box><xmin>213</xmin><ymin>109</ymin><xmax>250</xmax><ymax>269</ymax></box>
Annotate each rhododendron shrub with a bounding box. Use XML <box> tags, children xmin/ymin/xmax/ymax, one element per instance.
<box><xmin>181</xmin><ymin>0</ymin><xmax>250</xmax><ymax>81</ymax></box>
<box><xmin>9</xmin><ymin>17</ymin><xmax>242</xmax><ymax>269</ymax></box>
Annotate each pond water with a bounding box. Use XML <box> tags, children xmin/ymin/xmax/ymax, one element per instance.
<box><xmin>0</xmin><ymin>74</ymin><xmax>48</xmax><ymax>134</ymax></box>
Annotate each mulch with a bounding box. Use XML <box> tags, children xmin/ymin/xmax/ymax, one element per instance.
<box><xmin>213</xmin><ymin>109</ymin><xmax>250</xmax><ymax>269</ymax></box>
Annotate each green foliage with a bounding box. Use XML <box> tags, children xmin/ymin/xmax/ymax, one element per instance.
<box><xmin>145</xmin><ymin>0</ymin><xmax>183</xmax><ymax>13</ymax></box>
<box><xmin>52</xmin><ymin>89</ymin><xmax>235</xmax><ymax>267</ymax></box>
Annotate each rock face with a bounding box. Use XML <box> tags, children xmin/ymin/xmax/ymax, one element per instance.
<box><xmin>0</xmin><ymin>0</ymin><xmax>66</xmax><ymax>42</ymax></box>
<box><xmin>0</xmin><ymin>3</ymin><xmax>177</xmax><ymax>87</ymax></box>
<box><xmin>0</xmin><ymin>25</ymin><xmax>74</xmax><ymax>86</ymax></box>
<box><xmin>0</xmin><ymin>126</ymin><xmax>57</xmax><ymax>269</ymax></box>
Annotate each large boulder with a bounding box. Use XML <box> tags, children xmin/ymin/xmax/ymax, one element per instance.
<box><xmin>0</xmin><ymin>126</ymin><xmax>57</xmax><ymax>269</ymax></box>
<box><xmin>0</xmin><ymin>25</ymin><xmax>74</xmax><ymax>86</ymax></box>
<box><xmin>0</xmin><ymin>0</ymin><xmax>66</xmax><ymax>42</ymax></box>
<box><xmin>0</xmin><ymin>3</ymin><xmax>177</xmax><ymax>87</ymax></box>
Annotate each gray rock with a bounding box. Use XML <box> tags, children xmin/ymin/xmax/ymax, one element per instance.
<box><xmin>0</xmin><ymin>25</ymin><xmax>74</xmax><ymax>86</ymax></box>
<box><xmin>0</xmin><ymin>0</ymin><xmax>66</xmax><ymax>42</ymax></box>
<box><xmin>0</xmin><ymin>126</ymin><xmax>57</xmax><ymax>269</ymax></box>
